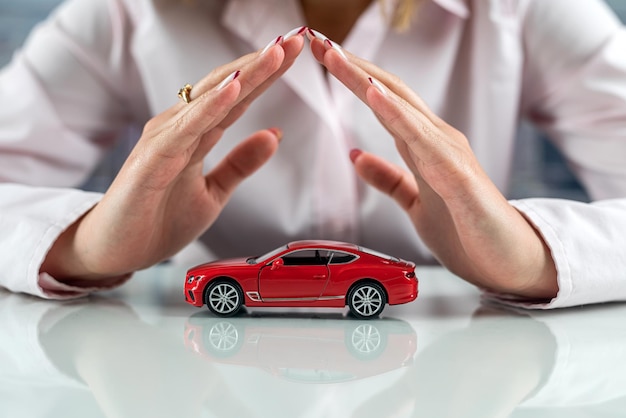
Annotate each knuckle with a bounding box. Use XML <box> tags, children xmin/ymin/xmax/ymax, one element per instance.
<box><xmin>172</xmin><ymin>111</ymin><xmax>199</xmax><ymax>139</ymax></box>
<box><xmin>388</xmin><ymin>72</ymin><xmax>404</xmax><ymax>87</ymax></box>
<box><xmin>143</xmin><ymin>116</ymin><xmax>160</xmax><ymax>134</ymax></box>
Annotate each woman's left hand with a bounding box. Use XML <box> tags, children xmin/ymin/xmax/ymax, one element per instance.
<box><xmin>309</xmin><ymin>34</ymin><xmax>558</xmax><ymax>300</ymax></box>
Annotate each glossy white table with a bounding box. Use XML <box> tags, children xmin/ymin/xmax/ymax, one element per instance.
<box><xmin>2</xmin><ymin>265</ymin><xmax>625</xmax><ymax>417</ymax></box>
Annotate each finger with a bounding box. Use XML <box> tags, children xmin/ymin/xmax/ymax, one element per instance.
<box><xmin>187</xmin><ymin>53</ymin><xmax>257</xmax><ymax>101</ymax></box>
<box><xmin>206</xmin><ymin>128</ymin><xmax>282</xmax><ymax>204</ymax></box>
<box><xmin>192</xmin><ymin>27</ymin><xmax>305</xmax><ymax>103</ymax></box>
<box><xmin>154</xmin><ymin>34</ymin><xmax>301</xmax><ymax>135</ymax></box>
<box><xmin>305</xmin><ymin>29</ymin><xmax>375</xmax><ymax>105</ymax></box>
<box><xmin>242</xmin><ymin>31</ymin><xmax>306</xmax><ymax>102</ymax></box>
<box><xmin>179</xmin><ymin>31</ymin><xmax>305</xmax><ymax>131</ymax></box>
<box><xmin>364</xmin><ymin>83</ymin><xmax>453</xmax><ymax>171</ymax></box>
<box><xmin>217</xmin><ymin>31</ymin><xmax>306</xmax><ymax>129</ymax></box>
<box><xmin>307</xmin><ymin>29</ymin><xmax>347</xmax><ymax>62</ymax></box>
<box><xmin>187</xmin><ymin>126</ymin><xmax>225</xmax><ymax>166</ymax></box>
<box><xmin>317</xmin><ymin>43</ymin><xmax>372</xmax><ymax>103</ymax></box>
<box><xmin>158</xmin><ymin>33</ymin><xmax>297</xmax><ymax>152</ymax></box>
<box><xmin>312</xmin><ymin>34</ymin><xmax>442</xmax><ymax>125</ymax></box>
<box><xmin>308</xmin><ymin>34</ymin><xmax>441</xmax><ymax>170</ymax></box>
<box><xmin>150</xmin><ymin>32</ymin><xmax>303</xmax><ymax>166</ymax></box>
<box><xmin>161</xmin><ymin>29</ymin><xmax>305</xmax><ymax>125</ymax></box>
<box><xmin>347</xmin><ymin>56</ymin><xmax>442</xmax><ymax>122</ymax></box>
<box><xmin>369</xmin><ymin>77</ymin><xmax>444</xmax><ymax>128</ymax></box>
<box><xmin>313</xmin><ymin>37</ymin><xmax>471</xmax><ymax>200</ymax></box>
<box><xmin>314</xmin><ymin>41</ymin><xmax>440</xmax><ymax>144</ymax></box>
<box><xmin>350</xmin><ymin>148</ymin><xmax>420</xmax><ymax>212</ymax></box>
<box><xmin>149</xmin><ymin>77</ymin><xmax>242</xmax><ymax>157</ymax></box>
<box><xmin>309</xmin><ymin>36</ymin><xmax>327</xmax><ymax>63</ymax></box>
<box><xmin>193</xmin><ymin>45</ymin><xmax>283</xmax><ymax>112</ymax></box>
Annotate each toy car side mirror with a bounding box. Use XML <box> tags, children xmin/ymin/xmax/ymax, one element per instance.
<box><xmin>270</xmin><ymin>258</ymin><xmax>284</xmax><ymax>271</ymax></box>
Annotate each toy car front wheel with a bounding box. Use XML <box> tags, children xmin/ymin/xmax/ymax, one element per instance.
<box><xmin>348</xmin><ymin>282</ymin><xmax>386</xmax><ymax>319</ymax></box>
<box><xmin>205</xmin><ymin>281</ymin><xmax>243</xmax><ymax>317</ymax></box>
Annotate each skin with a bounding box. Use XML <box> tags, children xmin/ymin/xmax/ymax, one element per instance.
<box><xmin>43</xmin><ymin>0</ymin><xmax>558</xmax><ymax>299</ymax></box>
<box><xmin>41</xmin><ymin>34</ymin><xmax>306</xmax><ymax>284</ymax></box>
<box><xmin>309</xmin><ymin>34</ymin><xmax>558</xmax><ymax>299</ymax></box>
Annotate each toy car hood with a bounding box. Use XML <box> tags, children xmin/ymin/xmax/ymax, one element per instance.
<box><xmin>189</xmin><ymin>257</ymin><xmax>251</xmax><ymax>270</ymax></box>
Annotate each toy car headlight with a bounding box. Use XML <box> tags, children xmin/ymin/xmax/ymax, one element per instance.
<box><xmin>187</xmin><ymin>275</ymin><xmax>204</xmax><ymax>284</ymax></box>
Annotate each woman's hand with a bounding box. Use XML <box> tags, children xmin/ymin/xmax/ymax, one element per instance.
<box><xmin>41</xmin><ymin>30</ymin><xmax>307</xmax><ymax>283</ymax></box>
<box><xmin>310</xmin><ymin>33</ymin><xmax>558</xmax><ymax>299</ymax></box>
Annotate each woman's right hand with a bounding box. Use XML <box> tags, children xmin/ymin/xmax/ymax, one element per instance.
<box><xmin>41</xmin><ymin>28</ymin><xmax>307</xmax><ymax>284</ymax></box>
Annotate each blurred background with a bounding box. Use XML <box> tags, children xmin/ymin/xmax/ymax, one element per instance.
<box><xmin>1</xmin><ymin>0</ymin><xmax>625</xmax><ymax>198</ymax></box>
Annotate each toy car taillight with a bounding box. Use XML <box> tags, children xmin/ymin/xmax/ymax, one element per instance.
<box><xmin>405</xmin><ymin>272</ymin><xmax>415</xmax><ymax>279</ymax></box>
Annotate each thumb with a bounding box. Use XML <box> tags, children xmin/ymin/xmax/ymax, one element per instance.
<box><xmin>350</xmin><ymin>148</ymin><xmax>420</xmax><ymax>212</ymax></box>
<box><xmin>206</xmin><ymin>128</ymin><xmax>282</xmax><ymax>204</ymax></box>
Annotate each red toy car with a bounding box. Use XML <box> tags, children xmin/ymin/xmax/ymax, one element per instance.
<box><xmin>185</xmin><ymin>240</ymin><xmax>418</xmax><ymax>318</ymax></box>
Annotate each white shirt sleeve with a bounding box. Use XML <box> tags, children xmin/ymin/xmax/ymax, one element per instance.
<box><xmin>521</xmin><ymin>0</ymin><xmax>626</xmax><ymax>201</ymax></box>
<box><xmin>500</xmin><ymin>198</ymin><xmax>626</xmax><ymax>309</ymax></box>
<box><xmin>488</xmin><ymin>0</ymin><xmax>626</xmax><ymax>308</ymax></box>
<box><xmin>0</xmin><ymin>0</ymin><xmax>139</xmax><ymax>298</ymax></box>
<box><xmin>0</xmin><ymin>184</ymin><xmax>131</xmax><ymax>298</ymax></box>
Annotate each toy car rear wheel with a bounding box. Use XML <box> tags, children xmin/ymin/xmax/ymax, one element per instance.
<box><xmin>205</xmin><ymin>281</ymin><xmax>243</xmax><ymax>317</ymax></box>
<box><xmin>347</xmin><ymin>282</ymin><xmax>386</xmax><ymax>319</ymax></box>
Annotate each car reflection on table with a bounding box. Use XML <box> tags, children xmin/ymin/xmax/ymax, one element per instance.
<box><xmin>183</xmin><ymin>315</ymin><xmax>417</xmax><ymax>383</ymax></box>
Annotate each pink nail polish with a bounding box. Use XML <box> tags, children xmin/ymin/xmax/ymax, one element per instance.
<box><xmin>267</xmin><ymin>127</ymin><xmax>284</xmax><ymax>141</ymax></box>
<box><xmin>217</xmin><ymin>70</ymin><xmax>241</xmax><ymax>91</ymax></box>
<box><xmin>283</xmin><ymin>26</ymin><xmax>307</xmax><ymax>40</ymax></box>
<box><xmin>260</xmin><ymin>35</ymin><xmax>284</xmax><ymax>55</ymax></box>
<box><xmin>309</xmin><ymin>29</ymin><xmax>347</xmax><ymax>60</ymax></box>
<box><xmin>368</xmin><ymin>77</ymin><xmax>387</xmax><ymax>96</ymax></box>
<box><xmin>350</xmin><ymin>148</ymin><xmax>363</xmax><ymax>163</ymax></box>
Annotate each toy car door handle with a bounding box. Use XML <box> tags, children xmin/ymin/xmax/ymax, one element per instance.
<box><xmin>313</xmin><ymin>274</ymin><xmax>327</xmax><ymax>279</ymax></box>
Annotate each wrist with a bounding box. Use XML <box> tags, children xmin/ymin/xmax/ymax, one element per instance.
<box><xmin>40</xmin><ymin>215</ymin><xmax>107</xmax><ymax>283</ymax></box>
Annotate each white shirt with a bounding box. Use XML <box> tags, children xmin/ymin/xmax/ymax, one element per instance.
<box><xmin>1</xmin><ymin>0</ymin><xmax>625</xmax><ymax>308</ymax></box>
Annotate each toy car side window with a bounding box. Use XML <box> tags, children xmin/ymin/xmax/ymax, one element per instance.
<box><xmin>282</xmin><ymin>250</ymin><xmax>327</xmax><ymax>266</ymax></box>
<box><xmin>317</xmin><ymin>250</ymin><xmax>332</xmax><ymax>264</ymax></box>
<box><xmin>329</xmin><ymin>251</ymin><xmax>357</xmax><ymax>264</ymax></box>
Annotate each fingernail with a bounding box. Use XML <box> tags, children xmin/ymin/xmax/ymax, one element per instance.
<box><xmin>268</xmin><ymin>127</ymin><xmax>283</xmax><ymax>142</ymax></box>
<box><xmin>307</xmin><ymin>28</ymin><xmax>327</xmax><ymax>42</ymax></box>
<box><xmin>307</xmin><ymin>29</ymin><xmax>347</xmax><ymax>60</ymax></box>
<box><xmin>368</xmin><ymin>77</ymin><xmax>387</xmax><ymax>96</ymax></box>
<box><xmin>350</xmin><ymin>148</ymin><xmax>363</xmax><ymax>163</ymax></box>
<box><xmin>260</xmin><ymin>35</ymin><xmax>284</xmax><ymax>55</ymax></box>
<box><xmin>283</xmin><ymin>26</ymin><xmax>307</xmax><ymax>40</ymax></box>
<box><xmin>217</xmin><ymin>70</ymin><xmax>241</xmax><ymax>91</ymax></box>
<box><xmin>324</xmin><ymin>39</ymin><xmax>347</xmax><ymax>60</ymax></box>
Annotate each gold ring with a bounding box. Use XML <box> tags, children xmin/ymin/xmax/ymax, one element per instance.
<box><xmin>178</xmin><ymin>84</ymin><xmax>193</xmax><ymax>104</ymax></box>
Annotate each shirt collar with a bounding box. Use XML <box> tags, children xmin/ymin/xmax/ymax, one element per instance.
<box><xmin>431</xmin><ymin>0</ymin><xmax>470</xmax><ymax>19</ymax></box>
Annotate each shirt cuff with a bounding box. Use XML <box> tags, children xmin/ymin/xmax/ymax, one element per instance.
<box><xmin>484</xmin><ymin>198</ymin><xmax>626</xmax><ymax>309</ymax></box>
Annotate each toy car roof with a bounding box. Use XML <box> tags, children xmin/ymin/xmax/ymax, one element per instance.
<box><xmin>286</xmin><ymin>240</ymin><xmax>359</xmax><ymax>251</ymax></box>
